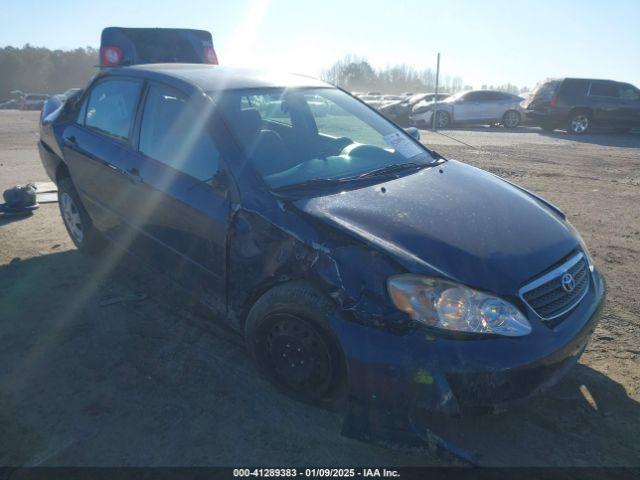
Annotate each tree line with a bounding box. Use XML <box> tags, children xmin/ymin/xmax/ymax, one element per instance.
<box><xmin>0</xmin><ymin>45</ymin><xmax>98</xmax><ymax>99</ymax></box>
<box><xmin>321</xmin><ymin>55</ymin><xmax>529</xmax><ymax>94</ymax></box>
<box><xmin>0</xmin><ymin>46</ymin><xmax>530</xmax><ymax>100</ymax></box>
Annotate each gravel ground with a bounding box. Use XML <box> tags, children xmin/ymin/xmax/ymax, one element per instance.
<box><xmin>0</xmin><ymin>111</ymin><xmax>639</xmax><ymax>467</ymax></box>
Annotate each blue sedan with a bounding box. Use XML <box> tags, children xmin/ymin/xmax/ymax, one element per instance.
<box><xmin>38</xmin><ymin>63</ymin><xmax>605</xmax><ymax>452</ymax></box>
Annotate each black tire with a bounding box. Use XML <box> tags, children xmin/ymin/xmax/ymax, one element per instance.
<box><xmin>501</xmin><ymin>110</ymin><xmax>520</xmax><ymax>128</ymax></box>
<box><xmin>434</xmin><ymin>110</ymin><xmax>451</xmax><ymax>129</ymax></box>
<box><xmin>540</xmin><ymin>121</ymin><xmax>556</xmax><ymax>132</ymax></box>
<box><xmin>57</xmin><ymin>177</ymin><xmax>105</xmax><ymax>253</ymax></box>
<box><xmin>567</xmin><ymin>110</ymin><xmax>591</xmax><ymax>135</ymax></box>
<box><xmin>244</xmin><ymin>281</ymin><xmax>346</xmax><ymax>404</ymax></box>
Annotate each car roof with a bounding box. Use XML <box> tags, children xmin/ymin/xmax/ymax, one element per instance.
<box><xmin>101</xmin><ymin>64</ymin><xmax>331</xmax><ymax>92</ymax></box>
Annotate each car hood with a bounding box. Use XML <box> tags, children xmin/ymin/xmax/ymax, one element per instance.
<box><xmin>293</xmin><ymin>160</ymin><xmax>579</xmax><ymax>296</ymax></box>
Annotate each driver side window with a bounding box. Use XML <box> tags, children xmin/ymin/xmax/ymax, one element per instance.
<box><xmin>311</xmin><ymin>95</ymin><xmax>387</xmax><ymax>148</ymax></box>
<box><xmin>139</xmin><ymin>84</ymin><xmax>220</xmax><ymax>181</ymax></box>
<box><xmin>619</xmin><ymin>84</ymin><xmax>640</xmax><ymax>101</ymax></box>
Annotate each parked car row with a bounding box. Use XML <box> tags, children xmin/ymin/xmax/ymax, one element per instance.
<box><xmin>410</xmin><ymin>90</ymin><xmax>525</xmax><ymax>128</ymax></box>
<box><xmin>0</xmin><ymin>89</ymin><xmax>82</xmax><ymax>111</ymax></box>
<box><xmin>378</xmin><ymin>77</ymin><xmax>640</xmax><ymax>134</ymax></box>
<box><xmin>0</xmin><ymin>93</ymin><xmax>49</xmax><ymax>110</ymax></box>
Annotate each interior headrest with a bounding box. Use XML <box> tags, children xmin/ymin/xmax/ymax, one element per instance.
<box><xmin>239</xmin><ymin>108</ymin><xmax>262</xmax><ymax>136</ymax></box>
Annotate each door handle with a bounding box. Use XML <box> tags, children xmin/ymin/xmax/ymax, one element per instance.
<box><xmin>126</xmin><ymin>167</ymin><xmax>143</xmax><ymax>184</ymax></box>
<box><xmin>63</xmin><ymin>135</ymin><xmax>77</xmax><ymax>147</ymax></box>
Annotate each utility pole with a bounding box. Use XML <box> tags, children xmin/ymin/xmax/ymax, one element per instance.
<box><xmin>432</xmin><ymin>52</ymin><xmax>440</xmax><ymax>131</ymax></box>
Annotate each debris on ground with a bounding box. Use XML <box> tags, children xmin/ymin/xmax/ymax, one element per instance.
<box><xmin>0</xmin><ymin>183</ymin><xmax>38</xmax><ymax>216</ymax></box>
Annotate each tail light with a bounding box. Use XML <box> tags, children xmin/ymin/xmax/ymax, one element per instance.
<box><xmin>204</xmin><ymin>47</ymin><xmax>218</xmax><ymax>64</ymax></box>
<box><xmin>549</xmin><ymin>96</ymin><xmax>558</xmax><ymax>108</ymax></box>
<box><xmin>100</xmin><ymin>46</ymin><xmax>122</xmax><ymax>66</ymax></box>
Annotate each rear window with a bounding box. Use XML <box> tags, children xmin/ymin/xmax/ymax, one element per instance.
<box><xmin>532</xmin><ymin>81</ymin><xmax>560</xmax><ymax>101</ymax></box>
<box><xmin>589</xmin><ymin>81</ymin><xmax>619</xmax><ymax>98</ymax></box>
<box><xmin>85</xmin><ymin>79</ymin><xmax>142</xmax><ymax>141</ymax></box>
<box><xmin>559</xmin><ymin>79</ymin><xmax>590</xmax><ymax>96</ymax></box>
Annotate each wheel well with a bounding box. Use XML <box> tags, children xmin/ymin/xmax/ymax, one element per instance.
<box><xmin>55</xmin><ymin>162</ymin><xmax>70</xmax><ymax>183</ymax></box>
<box><xmin>569</xmin><ymin>107</ymin><xmax>592</xmax><ymax>118</ymax></box>
<box><xmin>239</xmin><ymin>278</ymin><xmax>331</xmax><ymax>334</ymax></box>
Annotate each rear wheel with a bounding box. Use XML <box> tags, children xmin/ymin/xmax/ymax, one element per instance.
<box><xmin>57</xmin><ymin>177</ymin><xmax>105</xmax><ymax>253</ymax></box>
<box><xmin>502</xmin><ymin>110</ymin><xmax>520</xmax><ymax>128</ymax></box>
<box><xmin>567</xmin><ymin>111</ymin><xmax>591</xmax><ymax>134</ymax></box>
<box><xmin>245</xmin><ymin>282</ymin><xmax>346</xmax><ymax>404</ymax></box>
<box><xmin>434</xmin><ymin>110</ymin><xmax>451</xmax><ymax>129</ymax></box>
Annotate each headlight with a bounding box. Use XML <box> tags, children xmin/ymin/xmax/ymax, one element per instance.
<box><xmin>387</xmin><ymin>275</ymin><xmax>531</xmax><ymax>337</ymax></box>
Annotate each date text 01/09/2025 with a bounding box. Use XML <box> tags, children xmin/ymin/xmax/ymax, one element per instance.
<box><xmin>232</xmin><ymin>468</ymin><xmax>400</xmax><ymax>478</ymax></box>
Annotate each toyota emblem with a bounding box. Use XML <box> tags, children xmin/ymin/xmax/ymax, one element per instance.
<box><xmin>561</xmin><ymin>272</ymin><xmax>576</xmax><ymax>293</ymax></box>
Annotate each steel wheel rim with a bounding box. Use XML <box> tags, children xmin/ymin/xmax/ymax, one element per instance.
<box><xmin>60</xmin><ymin>192</ymin><xmax>84</xmax><ymax>243</ymax></box>
<box><xmin>505</xmin><ymin>111</ymin><xmax>519</xmax><ymax>127</ymax></box>
<box><xmin>263</xmin><ymin>313</ymin><xmax>333</xmax><ymax>396</ymax></box>
<box><xmin>571</xmin><ymin>115</ymin><xmax>589</xmax><ymax>133</ymax></box>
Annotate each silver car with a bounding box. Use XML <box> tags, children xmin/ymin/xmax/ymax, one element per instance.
<box><xmin>410</xmin><ymin>90</ymin><xmax>525</xmax><ymax>128</ymax></box>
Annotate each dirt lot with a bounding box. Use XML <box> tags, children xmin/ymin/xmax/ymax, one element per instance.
<box><xmin>1</xmin><ymin>110</ymin><xmax>639</xmax><ymax>466</ymax></box>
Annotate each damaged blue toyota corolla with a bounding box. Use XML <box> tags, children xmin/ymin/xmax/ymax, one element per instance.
<box><xmin>39</xmin><ymin>61</ymin><xmax>605</xmax><ymax>458</ymax></box>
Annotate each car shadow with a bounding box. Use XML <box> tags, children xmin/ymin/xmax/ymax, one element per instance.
<box><xmin>535</xmin><ymin>128</ymin><xmax>640</xmax><ymax>148</ymax></box>
<box><xmin>435</xmin><ymin>124</ymin><xmax>640</xmax><ymax>148</ymax></box>
<box><xmin>0</xmin><ymin>212</ymin><xmax>35</xmax><ymax>226</ymax></box>
<box><xmin>421</xmin><ymin>364</ymin><xmax>640</xmax><ymax>466</ymax></box>
<box><xmin>0</xmin><ymin>248</ymin><xmax>430</xmax><ymax>466</ymax></box>
<box><xmin>1</xmin><ymin>249</ymin><xmax>639</xmax><ymax>466</ymax></box>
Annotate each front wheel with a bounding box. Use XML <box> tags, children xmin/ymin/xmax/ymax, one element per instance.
<box><xmin>502</xmin><ymin>110</ymin><xmax>520</xmax><ymax>128</ymax></box>
<box><xmin>434</xmin><ymin>110</ymin><xmax>451</xmax><ymax>129</ymax></box>
<box><xmin>567</xmin><ymin>111</ymin><xmax>591</xmax><ymax>134</ymax></box>
<box><xmin>245</xmin><ymin>282</ymin><xmax>346</xmax><ymax>404</ymax></box>
<box><xmin>58</xmin><ymin>177</ymin><xmax>105</xmax><ymax>253</ymax></box>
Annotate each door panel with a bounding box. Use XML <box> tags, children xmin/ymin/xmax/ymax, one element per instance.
<box><xmin>616</xmin><ymin>84</ymin><xmax>640</xmax><ymax>127</ymax></box>
<box><xmin>118</xmin><ymin>81</ymin><xmax>229</xmax><ymax>314</ymax></box>
<box><xmin>453</xmin><ymin>100</ymin><xmax>478</xmax><ymax>121</ymax></box>
<box><xmin>121</xmin><ymin>156</ymin><xmax>229</xmax><ymax>314</ymax></box>
<box><xmin>62</xmin><ymin>77</ymin><xmax>143</xmax><ymax>233</ymax></box>
<box><xmin>588</xmin><ymin>81</ymin><xmax>621</xmax><ymax>125</ymax></box>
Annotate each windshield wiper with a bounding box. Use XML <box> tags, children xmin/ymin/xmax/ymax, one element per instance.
<box><xmin>357</xmin><ymin>162</ymin><xmax>426</xmax><ymax>179</ymax></box>
<box><xmin>272</xmin><ymin>177</ymin><xmax>356</xmax><ymax>192</ymax></box>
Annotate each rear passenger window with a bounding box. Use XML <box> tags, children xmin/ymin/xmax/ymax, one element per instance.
<box><xmin>559</xmin><ymin>79</ymin><xmax>590</xmax><ymax>96</ymax></box>
<box><xmin>589</xmin><ymin>82</ymin><xmax>619</xmax><ymax>98</ymax></box>
<box><xmin>85</xmin><ymin>79</ymin><xmax>142</xmax><ymax>140</ymax></box>
<box><xmin>139</xmin><ymin>84</ymin><xmax>220</xmax><ymax>181</ymax></box>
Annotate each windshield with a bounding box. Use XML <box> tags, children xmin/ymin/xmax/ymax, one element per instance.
<box><xmin>216</xmin><ymin>87</ymin><xmax>435</xmax><ymax>189</ymax></box>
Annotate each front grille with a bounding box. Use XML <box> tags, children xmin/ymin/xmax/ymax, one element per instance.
<box><xmin>520</xmin><ymin>252</ymin><xmax>590</xmax><ymax>320</ymax></box>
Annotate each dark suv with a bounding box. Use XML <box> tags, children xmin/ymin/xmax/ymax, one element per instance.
<box><xmin>525</xmin><ymin>78</ymin><xmax>640</xmax><ymax>134</ymax></box>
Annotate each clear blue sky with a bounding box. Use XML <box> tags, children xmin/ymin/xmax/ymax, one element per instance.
<box><xmin>1</xmin><ymin>0</ymin><xmax>639</xmax><ymax>89</ymax></box>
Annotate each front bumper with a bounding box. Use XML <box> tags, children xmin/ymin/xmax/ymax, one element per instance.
<box><xmin>333</xmin><ymin>268</ymin><xmax>605</xmax><ymax>443</ymax></box>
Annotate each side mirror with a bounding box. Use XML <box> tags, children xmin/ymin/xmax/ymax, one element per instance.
<box><xmin>405</xmin><ymin>127</ymin><xmax>420</xmax><ymax>141</ymax></box>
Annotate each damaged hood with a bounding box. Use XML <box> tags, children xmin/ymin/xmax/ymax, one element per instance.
<box><xmin>293</xmin><ymin>160</ymin><xmax>579</xmax><ymax>296</ymax></box>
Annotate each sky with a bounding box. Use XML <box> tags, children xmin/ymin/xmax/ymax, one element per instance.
<box><xmin>1</xmin><ymin>0</ymin><xmax>639</xmax><ymax>90</ymax></box>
